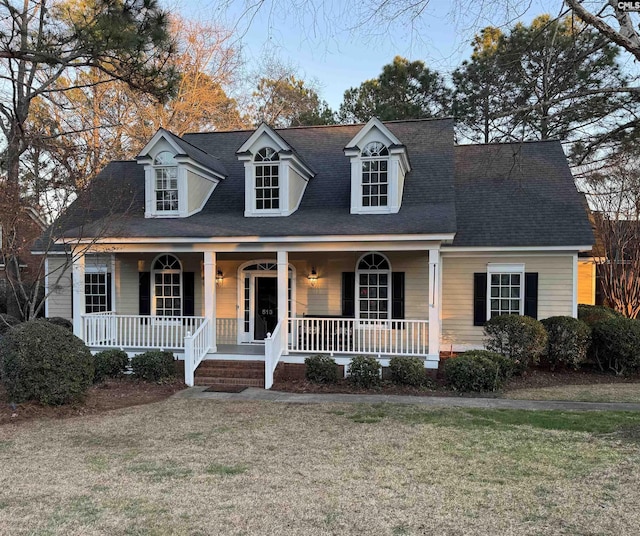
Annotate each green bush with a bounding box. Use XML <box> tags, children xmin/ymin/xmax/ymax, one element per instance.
<box><xmin>0</xmin><ymin>320</ymin><xmax>94</xmax><ymax>405</ymax></box>
<box><xmin>541</xmin><ymin>316</ymin><xmax>591</xmax><ymax>370</ymax></box>
<box><xmin>444</xmin><ymin>354</ymin><xmax>503</xmax><ymax>392</ymax></box>
<box><xmin>0</xmin><ymin>313</ymin><xmax>20</xmax><ymax>336</ymax></box>
<box><xmin>591</xmin><ymin>317</ymin><xmax>640</xmax><ymax>375</ymax></box>
<box><xmin>460</xmin><ymin>350</ymin><xmax>514</xmax><ymax>382</ymax></box>
<box><xmin>348</xmin><ymin>355</ymin><xmax>381</xmax><ymax>388</ymax></box>
<box><xmin>46</xmin><ymin>316</ymin><xmax>73</xmax><ymax>331</ymax></box>
<box><xmin>577</xmin><ymin>304</ymin><xmax>622</xmax><ymax>328</ymax></box>
<box><xmin>304</xmin><ymin>354</ymin><xmax>339</xmax><ymax>384</ymax></box>
<box><xmin>94</xmin><ymin>349</ymin><xmax>130</xmax><ymax>383</ymax></box>
<box><xmin>131</xmin><ymin>350</ymin><xmax>176</xmax><ymax>382</ymax></box>
<box><xmin>389</xmin><ymin>356</ymin><xmax>426</xmax><ymax>386</ymax></box>
<box><xmin>484</xmin><ymin>315</ymin><xmax>547</xmax><ymax>374</ymax></box>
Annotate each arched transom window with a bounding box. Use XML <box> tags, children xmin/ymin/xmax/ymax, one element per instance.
<box><xmin>153</xmin><ymin>254</ymin><xmax>182</xmax><ymax>316</ymax></box>
<box><xmin>361</xmin><ymin>142</ymin><xmax>389</xmax><ymax>208</ymax></box>
<box><xmin>254</xmin><ymin>147</ymin><xmax>279</xmax><ymax>210</ymax></box>
<box><xmin>154</xmin><ymin>151</ymin><xmax>178</xmax><ymax>212</ymax></box>
<box><xmin>357</xmin><ymin>253</ymin><xmax>391</xmax><ymax>320</ymax></box>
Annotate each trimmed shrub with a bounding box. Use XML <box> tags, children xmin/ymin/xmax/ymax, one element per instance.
<box><xmin>46</xmin><ymin>317</ymin><xmax>73</xmax><ymax>331</ymax></box>
<box><xmin>305</xmin><ymin>354</ymin><xmax>339</xmax><ymax>384</ymax></box>
<box><xmin>348</xmin><ymin>355</ymin><xmax>381</xmax><ymax>388</ymax></box>
<box><xmin>0</xmin><ymin>320</ymin><xmax>94</xmax><ymax>405</ymax></box>
<box><xmin>0</xmin><ymin>313</ymin><xmax>20</xmax><ymax>336</ymax></box>
<box><xmin>591</xmin><ymin>317</ymin><xmax>640</xmax><ymax>375</ymax></box>
<box><xmin>389</xmin><ymin>356</ymin><xmax>426</xmax><ymax>386</ymax></box>
<box><xmin>131</xmin><ymin>350</ymin><xmax>176</xmax><ymax>382</ymax></box>
<box><xmin>460</xmin><ymin>350</ymin><xmax>514</xmax><ymax>382</ymax></box>
<box><xmin>577</xmin><ymin>304</ymin><xmax>622</xmax><ymax>328</ymax></box>
<box><xmin>484</xmin><ymin>315</ymin><xmax>547</xmax><ymax>374</ymax></box>
<box><xmin>541</xmin><ymin>316</ymin><xmax>591</xmax><ymax>370</ymax></box>
<box><xmin>94</xmin><ymin>349</ymin><xmax>130</xmax><ymax>383</ymax></box>
<box><xmin>444</xmin><ymin>354</ymin><xmax>502</xmax><ymax>392</ymax></box>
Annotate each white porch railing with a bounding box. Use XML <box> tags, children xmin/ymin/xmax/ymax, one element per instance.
<box><xmin>82</xmin><ymin>312</ymin><xmax>206</xmax><ymax>350</ymax></box>
<box><xmin>289</xmin><ymin>317</ymin><xmax>430</xmax><ymax>356</ymax></box>
<box><xmin>264</xmin><ymin>321</ymin><xmax>284</xmax><ymax>389</ymax></box>
<box><xmin>184</xmin><ymin>319</ymin><xmax>211</xmax><ymax>387</ymax></box>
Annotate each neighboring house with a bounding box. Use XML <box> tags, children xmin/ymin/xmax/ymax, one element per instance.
<box><xmin>40</xmin><ymin>118</ymin><xmax>593</xmax><ymax>387</ymax></box>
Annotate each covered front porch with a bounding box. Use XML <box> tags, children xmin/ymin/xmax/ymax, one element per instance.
<box><xmin>70</xmin><ymin>244</ymin><xmax>443</xmax><ymax>388</ymax></box>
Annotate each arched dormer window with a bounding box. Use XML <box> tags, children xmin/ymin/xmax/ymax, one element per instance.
<box><xmin>154</xmin><ymin>151</ymin><xmax>178</xmax><ymax>212</ymax></box>
<box><xmin>361</xmin><ymin>142</ymin><xmax>389</xmax><ymax>208</ymax></box>
<box><xmin>152</xmin><ymin>254</ymin><xmax>182</xmax><ymax>316</ymax></box>
<box><xmin>254</xmin><ymin>147</ymin><xmax>280</xmax><ymax>210</ymax></box>
<box><xmin>357</xmin><ymin>252</ymin><xmax>391</xmax><ymax>320</ymax></box>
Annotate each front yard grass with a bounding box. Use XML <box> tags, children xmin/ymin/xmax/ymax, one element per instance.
<box><xmin>1</xmin><ymin>399</ymin><xmax>640</xmax><ymax>535</ymax></box>
<box><xmin>505</xmin><ymin>383</ymin><xmax>640</xmax><ymax>403</ymax></box>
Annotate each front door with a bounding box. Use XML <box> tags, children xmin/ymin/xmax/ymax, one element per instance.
<box><xmin>254</xmin><ymin>277</ymin><xmax>278</xmax><ymax>340</ymax></box>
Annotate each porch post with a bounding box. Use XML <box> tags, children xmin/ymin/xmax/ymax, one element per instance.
<box><xmin>71</xmin><ymin>251</ymin><xmax>86</xmax><ymax>339</ymax></box>
<box><xmin>427</xmin><ymin>248</ymin><xmax>441</xmax><ymax>368</ymax></box>
<box><xmin>203</xmin><ymin>251</ymin><xmax>217</xmax><ymax>352</ymax></box>
<box><xmin>277</xmin><ymin>250</ymin><xmax>289</xmax><ymax>354</ymax></box>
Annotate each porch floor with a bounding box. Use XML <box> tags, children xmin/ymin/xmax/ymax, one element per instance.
<box><xmin>215</xmin><ymin>344</ymin><xmax>265</xmax><ymax>356</ymax></box>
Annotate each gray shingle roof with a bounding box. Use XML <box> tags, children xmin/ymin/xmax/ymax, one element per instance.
<box><xmin>451</xmin><ymin>140</ymin><xmax>594</xmax><ymax>247</ymax></box>
<box><xmin>45</xmin><ymin>119</ymin><xmax>593</xmax><ymax>249</ymax></box>
<box><xmin>158</xmin><ymin>128</ymin><xmax>228</xmax><ymax>177</ymax></box>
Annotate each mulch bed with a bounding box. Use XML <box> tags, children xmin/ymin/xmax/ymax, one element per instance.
<box><xmin>0</xmin><ymin>378</ymin><xmax>185</xmax><ymax>426</ymax></box>
<box><xmin>272</xmin><ymin>367</ymin><xmax>640</xmax><ymax>398</ymax></box>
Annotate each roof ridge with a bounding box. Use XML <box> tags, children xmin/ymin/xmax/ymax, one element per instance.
<box><xmin>456</xmin><ymin>138</ymin><xmax>561</xmax><ymax>148</ymax></box>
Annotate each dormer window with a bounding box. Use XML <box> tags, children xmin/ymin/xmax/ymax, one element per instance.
<box><xmin>361</xmin><ymin>142</ymin><xmax>389</xmax><ymax>208</ymax></box>
<box><xmin>254</xmin><ymin>147</ymin><xmax>280</xmax><ymax>210</ymax></box>
<box><xmin>344</xmin><ymin>118</ymin><xmax>411</xmax><ymax>215</ymax></box>
<box><xmin>154</xmin><ymin>151</ymin><xmax>178</xmax><ymax>212</ymax></box>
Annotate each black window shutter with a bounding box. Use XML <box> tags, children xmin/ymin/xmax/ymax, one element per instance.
<box><xmin>392</xmin><ymin>272</ymin><xmax>405</xmax><ymax>319</ymax></box>
<box><xmin>474</xmin><ymin>273</ymin><xmax>487</xmax><ymax>326</ymax></box>
<box><xmin>342</xmin><ymin>272</ymin><xmax>355</xmax><ymax>317</ymax></box>
<box><xmin>106</xmin><ymin>273</ymin><xmax>112</xmax><ymax>311</ymax></box>
<box><xmin>524</xmin><ymin>272</ymin><xmax>539</xmax><ymax>319</ymax></box>
<box><xmin>139</xmin><ymin>272</ymin><xmax>150</xmax><ymax>315</ymax></box>
<box><xmin>183</xmin><ymin>272</ymin><xmax>195</xmax><ymax>316</ymax></box>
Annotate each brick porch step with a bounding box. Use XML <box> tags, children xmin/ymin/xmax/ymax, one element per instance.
<box><xmin>194</xmin><ymin>360</ymin><xmax>265</xmax><ymax>388</ymax></box>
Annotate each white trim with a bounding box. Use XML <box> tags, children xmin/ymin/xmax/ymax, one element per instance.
<box><xmin>150</xmin><ymin>254</ymin><xmax>183</xmax><ymax>317</ymax></box>
<box><xmin>236</xmin><ymin>123</ymin><xmax>291</xmax><ymax>154</ymax></box>
<box><xmin>355</xmin><ymin>252</ymin><xmax>392</xmax><ymax>321</ymax></box>
<box><xmin>110</xmin><ymin>254</ymin><xmax>116</xmax><ymax>313</ymax></box>
<box><xmin>487</xmin><ymin>263</ymin><xmax>525</xmax><ymax>273</ymax></box>
<box><xmin>572</xmin><ymin>253</ymin><xmax>578</xmax><ymax>317</ymax></box>
<box><xmin>137</xmin><ymin>129</ymin><xmax>184</xmax><ymax>159</ymax></box>
<box><xmin>44</xmin><ymin>257</ymin><xmax>49</xmax><ymax>318</ymax></box>
<box><xmin>63</xmin><ymin>234</ymin><xmax>454</xmax><ymax>245</ymax></box>
<box><xmin>344</xmin><ymin>118</ymin><xmax>402</xmax><ymax>149</ymax></box>
<box><xmin>428</xmin><ymin>248</ymin><xmax>441</xmax><ymax>360</ymax></box>
<box><xmin>442</xmin><ymin>245</ymin><xmax>593</xmax><ymax>253</ymax></box>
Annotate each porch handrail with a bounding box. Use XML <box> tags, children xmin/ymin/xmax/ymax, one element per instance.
<box><xmin>82</xmin><ymin>313</ymin><xmax>206</xmax><ymax>349</ymax></box>
<box><xmin>264</xmin><ymin>320</ymin><xmax>284</xmax><ymax>389</ymax></box>
<box><xmin>184</xmin><ymin>318</ymin><xmax>210</xmax><ymax>387</ymax></box>
<box><xmin>289</xmin><ymin>317</ymin><xmax>430</xmax><ymax>356</ymax></box>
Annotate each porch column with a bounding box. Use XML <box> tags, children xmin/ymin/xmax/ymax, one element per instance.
<box><xmin>203</xmin><ymin>251</ymin><xmax>217</xmax><ymax>353</ymax></box>
<box><xmin>427</xmin><ymin>248</ymin><xmax>441</xmax><ymax>368</ymax></box>
<box><xmin>71</xmin><ymin>251</ymin><xmax>86</xmax><ymax>339</ymax></box>
<box><xmin>277</xmin><ymin>250</ymin><xmax>289</xmax><ymax>354</ymax></box>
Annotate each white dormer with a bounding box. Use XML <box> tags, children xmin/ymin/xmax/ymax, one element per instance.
<box><xmin>344</xmin><ymin>117</ymin><xmax>411</xmax><ymax>215</ymax></box>
<box><xmin>236</xmin><ymin>123</ymin><xmax>315</xmax><ymax>217</ymax></box>
<box><xmin>137</xmin><ymin>129</ymin><xmax>226</xmax><ymax>218</ymax></box>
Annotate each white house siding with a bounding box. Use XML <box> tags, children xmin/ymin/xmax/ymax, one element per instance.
<box><xmin>287</xmin><ymin>167</ymin><xmax>307</xmax><ymax>213</ymax></box>
<box><xmin>441</xmin><ymin>253</ymin><xmax>575</xmax><ymax>351</ymax></box>
<box><xmin>186</xmin><ymin>170</ymin><xmax>214</xmax><ymax>214</ymax></box>
<box><xmin>46</xmin><ymin>256</ymin><xmax>72</xmax><ymax>319</ymax></box>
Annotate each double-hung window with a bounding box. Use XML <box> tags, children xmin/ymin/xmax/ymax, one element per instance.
<box><xmin>357</xmin><ymin>253</ymin><xmax>391</xmax><ymax>320</ymax></box>
<box><xmin>487</xmin><ymin>264</ymin><xmax>524</xmax><ymax>318</ymax></box>
<box><xmin>361</xmin><ymin>142</ymin><xmax>389</xmax><ymax>208</ymax></box>
<box><xmin>154</xmin><ymin>151</ymin><xmax>178</xmax><ymax>212</ymax></box>
<box><xmin>152</xmin><ymin>254</ymin><xmax>182</xmax><ymax>317</ymax></box>
<box><xmin>85</xmin><ymin>271</ymin><xmax>109</xmax><ymax>313</ymax></box>
<box><xmin>254</xmin><ymin>147</ymin><xmax>279</xmax><ymax>210</ymax></box>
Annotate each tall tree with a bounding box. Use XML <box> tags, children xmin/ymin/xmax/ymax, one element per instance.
<box><xmin>251</xmin><ymin>74</ymin><xmax>335</xmax><ymax>127</ymax></box>
<box><xmin>453</xmin><ymin>16</ymin><xmax>637</xmax><ymax>163</ymax></box>
<box><xmin>338</xmin><ymin>56</ymin><xmax>451</xmax><ymax>123</ymax></box>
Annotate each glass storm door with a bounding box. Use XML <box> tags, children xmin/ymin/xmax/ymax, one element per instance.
<box><xmin>254</xmin><ymin>277</ymin><xmax>278</xmax><ymax>340</ymax></box>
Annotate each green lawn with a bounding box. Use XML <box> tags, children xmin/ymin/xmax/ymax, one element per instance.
<box><xmin>1</xmin><ymin>399</ymin><xmax>640</xmax><ymax>535</ymax></box>
<box><xmin>505</xmin><ymin>383</ymin><xmax>640</xmax><ymax>403</ymax></box>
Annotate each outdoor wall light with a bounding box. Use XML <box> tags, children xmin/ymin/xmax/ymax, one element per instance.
<box><xmin>216</xmin><ymin>269</ymin><xmax>224</xmax><ymax>287</ymax></box>
<box><xmin>308</xmin><ymin>267</ymin><xmax>318</xmax><ymax>287</ymax></box>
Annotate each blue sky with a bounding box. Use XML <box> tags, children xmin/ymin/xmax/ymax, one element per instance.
<box><xmin>163</xmin><ymin>0</ymin><xmax>565</xmax><ymax>110</ymax></box>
